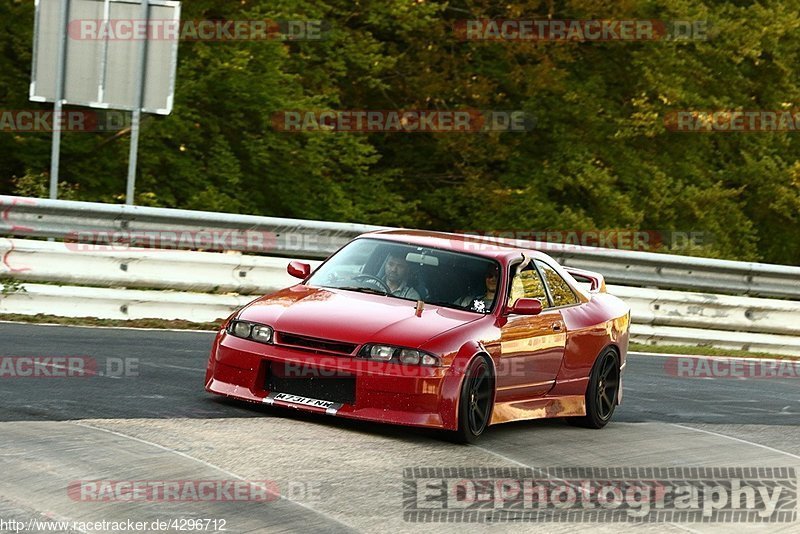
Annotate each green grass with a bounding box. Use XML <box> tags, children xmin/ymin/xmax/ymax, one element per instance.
<box><xmin>0</xmin><ymin>313</ymin><xmax>221</xmax><ymax>331</ymax></box>
<box><xmin>629</xmin><ymin>343</ymin><xmax>798</xmax><ymax>360</ymax></box>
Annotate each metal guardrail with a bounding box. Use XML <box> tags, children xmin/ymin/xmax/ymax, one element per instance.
<box><xmin>553</xmin><ymin>249</ymin><xmax>800</xmax><ymax>300</ymax></box>
<box><xmin>1</xmin><ymin>232</ymin><xmax>799</xmax><ymax>354</ymax></box>
<box><xmin>0</xmin><ymin>283</ymin><xmax>251</xmax><ymax>324</ymax></box>
<box><xmin>3</xmin><ymin>195</ymin><xmax>800</xmax><ymax>298</ymax></box>
<box><xmin>0</xmin><ymin>195</ymin><xmax>379</xmax><ymax>259</ymax></box>
<box><xmin>0</xmin><ymin>237</ymin><xmax>307</xmax><ymax>294</ymax></box>
<box><xmin>3</xmin><ymin>238</ymin><xmax>799</xmax><ymax>339</ymax></box>
<box><xmin>4</xmin><ymin>195</ymin><xmax>800</xmax><ymax>355</ymax></box>
<box><xmin>2</xmin><ymin>282</ymin><xmax>799</xmax><ymax>355</ymax></box>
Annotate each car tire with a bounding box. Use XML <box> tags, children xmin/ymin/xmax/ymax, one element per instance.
<box><xmin>452</xmin><ymin>355</ymin><xmax>493</xmax><ymax>443</ymax></box>
<box><xmin>569</xmin><ymin>347</ymin><xmax>620</xmax><ymax>429</ymax></box>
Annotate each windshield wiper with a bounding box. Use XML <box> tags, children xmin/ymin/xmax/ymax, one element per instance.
<box><xmin>336</xmin><ymin>285</ymin><xmax>389</xmax><ymax>296</ymax></box>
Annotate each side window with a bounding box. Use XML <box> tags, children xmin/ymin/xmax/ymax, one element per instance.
<box><xmin>537</xmin><ymin>261</ymin><xmax>579</xmax><ymax>307</ymax></box>
<box><xmin>508</xmin><ymin>264</ymin><xmax>549</xmax><ymax>308</ymax></box>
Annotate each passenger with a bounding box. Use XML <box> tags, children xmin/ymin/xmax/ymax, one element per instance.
<box><xmin>457</xmin><ymin>264</ymin><xmax>499</xmax><ymax>313</ymax></box>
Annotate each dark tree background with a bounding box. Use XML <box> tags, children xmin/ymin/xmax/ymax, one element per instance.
<box><xmin>1</xmin><ymin>0</ymin><xmax>798</xmax><ymax>264</ymax></box>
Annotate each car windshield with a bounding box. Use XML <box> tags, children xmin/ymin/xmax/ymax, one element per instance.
<box><xmin>305</xmin><ymin>238</ymin><xmax>501</xmax><ymax>313</ymax></box>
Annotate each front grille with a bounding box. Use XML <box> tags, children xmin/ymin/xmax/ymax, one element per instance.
<box><xmin>277</xmin><ymin>332</ymin><xmax>357</xmax><ymax>355</ymax></box>
<box><xmin>266</xmin><ymin>362</ymin><xmax>355</xmax><ymax>405</ymax></box>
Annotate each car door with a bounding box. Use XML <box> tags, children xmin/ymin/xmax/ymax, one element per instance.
<box><xmin>494</xmin><ymin>261</ymin><xmax>566</xmax><ymax>401</ymax></box>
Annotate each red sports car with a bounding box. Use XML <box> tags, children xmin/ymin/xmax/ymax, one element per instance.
<box><xmin>205</xmin><ymin>230</ymin><xmax>630</xmax><ymax>442</ymax></box>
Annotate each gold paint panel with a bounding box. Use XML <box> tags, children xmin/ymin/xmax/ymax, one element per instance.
<box><xmin>490</xmin><ymin>395</ymin><xmax>586</xmax><ymax>425</ymax></box>
<box><xmin>500</xmin><ymin>332</ymin><xmax>567</xmax><ymax>355</ymax></box>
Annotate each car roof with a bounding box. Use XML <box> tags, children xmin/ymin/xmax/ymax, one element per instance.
<box><xmin>360</xmin><ymin>229</ymin><xmax>553</xmax><ymax>263</ymax></box>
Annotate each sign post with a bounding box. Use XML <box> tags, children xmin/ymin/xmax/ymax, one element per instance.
<box><xmin>30</xmin><ymin>0</ymin><xmax>181</xmax><ymax>204</ymax></box>
<box><xmin>126</xmin><ymin>0</ymin><xmax>150</xmax><ymax>205</ymax></box>
<box><xmin>48</xmin><ymin>0</ymin><xmax>70</xmax><ymax>200</ymax></box>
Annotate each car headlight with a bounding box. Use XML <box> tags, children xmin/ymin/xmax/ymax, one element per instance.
<box><xmin>251</xmin><ymin>324</ymin><xmax>274</xmax><ymax>343</ymax></box>
<box><xmin>369</xmin><ymin>345</ymin><xmax>395</xmax><ymax>361</ymax></box>
<box><xmin>398</xmin><ymin>349</ymin><xmax>420</xmax><ymax>364</ymax></box>
<box><xmin>228</xmin><ymin>320</ymin><xmax>274</xmax><ymax>344</ymax></box>
<box><xmin>232</xmin><ymin>321</ymin><xmax>253</xmax><ymax>338</ymax></box>
<box><xmin>360</xmin><ymin>344</ymin><xmax>440</xmax><ymax>366</ymax></box>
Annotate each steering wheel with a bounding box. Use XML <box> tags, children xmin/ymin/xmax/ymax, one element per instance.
<box><xmin>352</xmin><ymin>274</ymin><xmax>391</xmax><ymax>295</ymax></box>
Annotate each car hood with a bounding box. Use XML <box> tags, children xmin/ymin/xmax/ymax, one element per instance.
<box><xmin>238</xmin><ymin>285</ymin><xmax>481</xmax><ymax>348</ymax></box>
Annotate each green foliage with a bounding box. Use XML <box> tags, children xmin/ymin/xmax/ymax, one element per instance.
<box><xmin>0</xmin><ymin>275</ymin><xmax>26</xmax><ymax>295</ymax></box>
<box><xmin>11</xmin><ymin>171</ymin><xmax>81</xmax><ymax>200</ymax></box>
<box><xmin>0</xmin><ymin>0</ymin><xmax>798</xmax><ymax>264</ymax></box>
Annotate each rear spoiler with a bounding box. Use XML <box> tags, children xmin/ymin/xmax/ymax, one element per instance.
<box><xmin>563</xmin><ymin>267</ymin><xmax>606</xmax><ymax>294</ymax></box>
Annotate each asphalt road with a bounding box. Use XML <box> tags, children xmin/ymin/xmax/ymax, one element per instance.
<box><xmin>0</xmin><ymin>322</ymin><xmax>798</xmax><ymax>534</ymax></box>
<box><xmin>0</xmin><ymin>322</ymin><xmax>796</xmax><ymax>425</ymax></box>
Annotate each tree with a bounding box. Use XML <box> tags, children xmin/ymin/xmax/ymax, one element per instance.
<box><xmin>1</xmin><ymin>0</ymin><xmax>798</xmax><ymax>264</ymax></box>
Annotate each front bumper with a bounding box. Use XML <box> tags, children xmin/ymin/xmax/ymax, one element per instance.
<box><xmin>205</xmin><ymin>332</ymin><xmax>461</xmax><ymax>430</ymax></box>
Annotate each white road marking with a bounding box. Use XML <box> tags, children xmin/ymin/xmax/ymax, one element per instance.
<box><xmin>471</xmin><ymin>441</ymin><xmax>706</xmax><ymax>532</ymax></box>
<box><xmin>668</xmin><ymin>423</ymin><xmax>800</xmax><ymax>461</ymax></box>
<box><xmin>629</xmin><ymin>351</ymin><xmax>800</xmax><ymax>364</ymax></box>
<box><xmin>70</xmin><ymin>421</ymin><xmax>356</xmax><ymax>530</ymax></box>
<box><xmin>470</xmin><ymin>444</ymin><xmax>530</xmax><ymax>469</ymax></box>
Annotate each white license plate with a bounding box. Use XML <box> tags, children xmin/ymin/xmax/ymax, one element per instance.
<box><xmin>270</xmin><ymin>392</ymin><xmax>335</xmax><ymax>409</ymax></box>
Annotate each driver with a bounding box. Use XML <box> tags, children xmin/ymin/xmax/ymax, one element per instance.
<box><xmin>383</xmin><ymin>251</ymin><xmax>421</xmax><ymax>300</ymax></box>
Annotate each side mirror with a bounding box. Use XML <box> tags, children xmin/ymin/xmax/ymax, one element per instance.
<box><xmin>287</xmin><ymin>261</ymin><xmax>311</xmax><ymax>280</ymax></box>
<box><xmin>507</xmin><ymin>298</ymin><xmax>543</xmax><ymax>316</ymax></box>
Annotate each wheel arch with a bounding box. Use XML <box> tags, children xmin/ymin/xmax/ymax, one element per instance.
<box><xmin>596</xmin><ymin>342</ymin><xmax>622</xmax><ymax>406</ymax></box>
<box><xmin>452</xmin><ymin>347</ymin><xmax>497</xmax><ymax>429</ymax></box>
<box><xmin>604</xmin><ymin>342</ymin><xmax>624</xmax><ymax>405</ymax></box>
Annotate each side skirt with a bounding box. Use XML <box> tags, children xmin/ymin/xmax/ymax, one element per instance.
<box><xmin>489</xmin><ymin>395</ymin><xmax>586</xmax><ymax>426</ymax></box>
